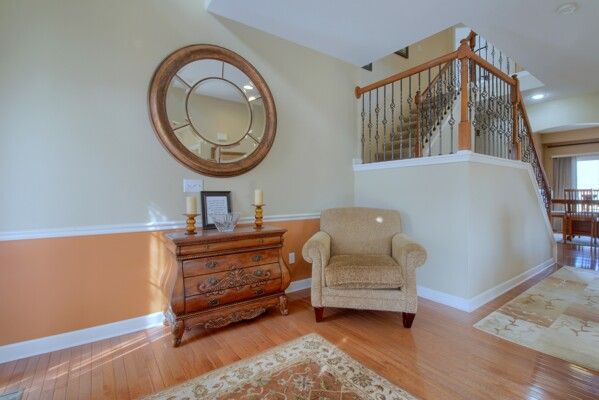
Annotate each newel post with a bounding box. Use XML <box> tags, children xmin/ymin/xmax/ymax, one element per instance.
<box><xmin>458</xmin><ymin>39</ymin><xmax>472</xmax><ymax>151</ymax></box>
<box><xmin>511</xmin><ymin>74</ymin><xmax>522</xmax><ymax>160</ymax></box>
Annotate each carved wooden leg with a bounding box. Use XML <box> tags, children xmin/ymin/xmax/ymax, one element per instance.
<box><xmin>172</xmin><ymin>320</ymin><xmax>184</xmax><ymax>347</ymax></box>
<box><xmin>278</xmin><ymin>295</ymin><xmax>289</xmax><ymax>315</ymax></box>
<box><xmin>314</xmin><ymin>307</ymin><xmax>324</xmax><ymax>322</ymax></box>
<box><xmin>402</xmin><ymin>312</ymin><xmax>416</xmax><ymax>328</ymax></box>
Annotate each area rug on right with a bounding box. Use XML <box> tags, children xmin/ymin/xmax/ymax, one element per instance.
<box><xmin>475</xmin><ymin>266</ymin><xmax>599</xmax><ymax>371</ymax></box>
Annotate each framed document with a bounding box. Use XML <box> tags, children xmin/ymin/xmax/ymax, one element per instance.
<box><xmin>200</xmin><ymin>191</ymin><xmax>232</xmax><ymax>229</ymax></box>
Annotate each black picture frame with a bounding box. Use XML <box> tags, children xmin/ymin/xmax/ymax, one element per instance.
<box><xmin>200</xmin><ymin>191</ymin><xmax>232</xmax><ymax>229</ymax></box>
<box><xmin>395</xmin><ymin>47</ymin><xmax>409</xmax><ymax>59</ymax></box>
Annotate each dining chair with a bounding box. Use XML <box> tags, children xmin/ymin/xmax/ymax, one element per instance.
<box><xmin>564</xmin><ymin>189</ymin><xmax>597</xmax><ymax>245</ymax></box>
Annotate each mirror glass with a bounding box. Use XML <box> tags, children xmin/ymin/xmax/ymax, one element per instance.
<box><xmin>165</xmin><ymin>60</ymin><xmax>266</xmax><ymax>163</ymax></box>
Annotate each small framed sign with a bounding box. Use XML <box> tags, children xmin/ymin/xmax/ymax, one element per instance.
<box><xmin>200</xmin><ymin>191</ymin><xmax>232</xmax><ymax>229</ymax></box>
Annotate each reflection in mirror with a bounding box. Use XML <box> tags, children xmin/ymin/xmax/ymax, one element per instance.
<box><xmin>187</xmin><ymin>78</ymin><xmax>250</xmax><ymax>146</ymax></box>
<box><xmin>177</xmin><ymin>60</ymin><xmax>222</xmax><ymax>87</ymax></box>
<box><xmin>165</xmin><ymin>59</ymin><xmax>267</xmax><ymax>163</ymax></box>
<box><xmin>249</xmin><ymin>97</ymin><xmax>266</xmax><ymax>143</ymax></box>
<box><xmin>217</xmin><ymin>136</ymin><xmax>257</xmax><ymax>164</ymax></box>
<box><xmin>174</xmin><ymin>126</ymin><xmax>214</xmax><ymax>159</ymax></box>
<box><xmin>166</xmin><ymin>76</ymin><xmax>189</xmax><ymax>130</ymax></box>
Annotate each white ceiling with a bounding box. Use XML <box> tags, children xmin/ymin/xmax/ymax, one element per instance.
<box><xmin>207</xmin><ymin>0</ymin><xmax>599</xmax><ymax>103</ymax></box>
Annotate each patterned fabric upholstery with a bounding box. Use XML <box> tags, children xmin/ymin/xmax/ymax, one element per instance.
<box><xmin>325</xmin><ymin>255</ymin><xmax>403</xmax><ymax>289</ymax></box>
<box><xmin>321</xmin><ymin>207</ymin><xmax>402</xmax><ymax>255</ymax></box>
<box><xmin>302</xmin><ymin>207</ymin><xmax>427</xmax><ymax>313</ymax></box>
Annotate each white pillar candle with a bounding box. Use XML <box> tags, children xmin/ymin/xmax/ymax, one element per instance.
<box><xmin>254</xmin><ymin>189</ymin><xmax>263</xmax><ymax>206</ymax></box>
<box><xmin>185</xmin><ymin>196</ymin><xmax>197</xmax><ymax>214</ymax></box>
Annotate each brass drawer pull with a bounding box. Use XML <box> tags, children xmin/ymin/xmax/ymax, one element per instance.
<box><xmin>251</xmin><ymin>254</ymin><xmax>263</xmax><ymax>262</ymax></box>
<box><xmin>255</xmin><ymin>289</ymin><xmax>265</xmax><ymax>296</ymax></box>
<box><xmin>206</xmin><ymin>261</ymin><xmax>218</xmax><ymax>269</ymax></box>
<box><xmin>254</xmin><ymin>269</ymin><xmax>264</xmax><ymax>277</ymax></box>
<box><xmin>208</xmin><ymin>299</ymin><xmax>219</xmax><ymax>307</ymax></box>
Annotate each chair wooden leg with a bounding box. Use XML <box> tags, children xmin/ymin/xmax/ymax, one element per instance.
<box><xmin>314</xmin><ymin>307</ymin><xmax>324</xmax><ymax>322</ymax></box>
<box><xmin>402</xmin><ymin>312</ymin><xmax>416</xmax><ymax>328</ymax></box>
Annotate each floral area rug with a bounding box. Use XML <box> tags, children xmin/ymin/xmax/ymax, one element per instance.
<box><xmin>475</xmin><ymin>266</ymin><xmax>599</xmax><ymax>371</ymax></box>
<box><xmin>144</xmin><ymin>333</ymin><xmax>417</xmax><ymax>399</ymax></box>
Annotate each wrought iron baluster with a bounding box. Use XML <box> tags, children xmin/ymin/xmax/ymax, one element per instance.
<box><xmin>428</xmin><ymin>68</ymin><xmax>432</xmax><ymax>156</ymax></box>
<box><xmin>449</xmin><ymin>60</ymin><xmax>456</xmax><ymax>154</ymax></box>
<box><xmin>407</xmin><ymin>76</ymin><xmax>413</xmax><ymax>158</ymax></box>
<box><xmin>499</xmin><ymin>79</ymin><xmax>504</xmax><ymax>158</ymax></box>
<box><xmin>491</xmin><ymin>69</ymin><xmax>495</xmax><ymax>156</ymax></box>
<box><xmin>375</xmin><ymin>88</ymin><xmax>380</xmax><ymax>161</ymax></box>
<box><xmin>382</xmin><ymin>85</ymin><xmax>387</xmax><ymax>161</ymax></box>
<box><xmin>504</xmin><ymin>80</ymin><xmax>509</xmax><ymax>158</ymax></box>
<box><xmin>390</xmin><ymin>83</ymin><xmax>395</xmax><ymax>160</ymax></box>
<box><xmin>361</xmin><ymin>95</ymin><xmax>365</xmax><ymax>162</ymax></box>
<box><xmin>438</xmin><ymin>64</ymin><xmax>443</xmax><ymax>155</ymax></box>
<box><xmin>399</xmin><ymin>79</ymin><xmax>404</xmax><ymax>159</ymax></box>
<box><xmin>368</xmin><ymin>91</ymin><xmax>372</xmax><ymax>163</ymax></box>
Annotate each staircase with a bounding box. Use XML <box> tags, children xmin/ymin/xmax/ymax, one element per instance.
<box><xmin>356</xmin><ymin>31</ymin><xmax>551</xmax><ymax>215</ymax></box>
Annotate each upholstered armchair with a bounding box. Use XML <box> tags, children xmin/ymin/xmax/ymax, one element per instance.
<box><xmin>302</xmin><ymin>207</ymin><xmax>427</xmax><ymax>328</ymax></box>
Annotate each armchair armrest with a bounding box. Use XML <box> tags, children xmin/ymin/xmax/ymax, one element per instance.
<box><xmin>302</xmin><ymin>231</ymin><xmax>331</xmax><ymax>266</ymax></box>
<box><xmin>392</xmin><ymin>233</ymin><xmax>426</xmax><ymax>270</ymax></box>
<box><xmin>302</xmin><ymin>231</ymin><xmax>331</xmax><ymax>308</ymax></box>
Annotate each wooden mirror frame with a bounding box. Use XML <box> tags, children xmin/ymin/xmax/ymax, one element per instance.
<box><xmin>148</xmin><ymin>44</ymin><xmax>277</xmax><ymax>177</ymax></box>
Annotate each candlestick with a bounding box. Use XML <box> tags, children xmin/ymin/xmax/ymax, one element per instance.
<box><xmin>183</xmin><ymin>213</ymin><xmax>199</xmax><ymax>235</ymax></box>
<box><xmin>254</xmin><ymin>189</ymin><xmax>263</xmax><ymax>206</ymax></box>
<box><xmin>252</xmin><ymin>204</ymin><xmax>264</xmax><ymax>230</ymax></box>
<box><xmin>185</xmin><ymin>196</ymin><xmax>198</xmax><ymax>215</ymax></box>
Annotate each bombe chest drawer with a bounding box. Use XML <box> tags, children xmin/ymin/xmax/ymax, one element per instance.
<box><xmin>161</xmin><ymin>226</ymin><xmax>290</xmax><ymax>346</ymax></box>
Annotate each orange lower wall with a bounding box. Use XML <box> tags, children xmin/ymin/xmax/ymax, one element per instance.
<box><xmin>0</xmin><ymin>219</ymin><xmax>319</xmax><ymax>346</ymax></box>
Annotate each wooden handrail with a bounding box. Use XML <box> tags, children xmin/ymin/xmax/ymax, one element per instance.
<box><xmin>517</xmin><ymin>98</ymin><xmax>551</xmax><ymax>192</ymax></box>
<box><xmin>466</xmin><ymin>51</ymin><xmax>517</xmax><ymax>86</ymax></box>
<box><xmin>355</xmin><ymin>51</ymin><xmax>458</xmax><ymax>98</ymax></box>
<box><xmin>421</xmin><ymin>60</ymin><xmax>453</xmax><ymax>98</ymax></box>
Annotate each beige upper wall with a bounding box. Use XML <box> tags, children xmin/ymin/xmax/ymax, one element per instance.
<box><xmin>355</xmin><ymin>27</ymin><xmax>455</xmax><ymax>158</ymax></box>
<box><xmin>358</xmin><ymin>27</ymin><xmax>455</xmax><ymax>86</ymax></box>
<box><xmin>0</xmin><ymin>0</ymin><xmax>359</xmax><ymax>231</ymax></box>
<box><xmin>527</xmin><ymin>91</ymin><xmax>599</xmax><ymax>133</ymax></box>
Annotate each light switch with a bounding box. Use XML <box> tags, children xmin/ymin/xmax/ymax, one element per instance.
<box><xmin>183</xmin><ymin>179</ymin><xmax>203</xmax><ymax>193</ymax></box>
<box><xmin>288</xmin><ymin>252</ymin><xmax>296</xmax><ymax>264</ymax></box>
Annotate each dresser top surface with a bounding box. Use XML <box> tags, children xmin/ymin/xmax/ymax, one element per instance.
<box><xmin>164</xmin><ymin>225</ymin><xmax>286</xmax><ymax>246</ymax></box>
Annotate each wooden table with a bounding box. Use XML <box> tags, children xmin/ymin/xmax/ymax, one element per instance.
<box><xmin>551</xmin><ymin>198</ymin><xmax>599</xmax><ymax>244</ymax></box>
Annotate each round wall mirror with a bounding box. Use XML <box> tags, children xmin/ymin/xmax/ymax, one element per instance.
<box><xmin>149</xmin><ymin>45</ymin><xmax>276</xmax><ymax>177</ymax></box>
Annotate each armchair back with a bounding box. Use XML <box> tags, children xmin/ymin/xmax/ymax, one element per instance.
<box><xmin>320</xmin><ymin>207</ymin><xmax>402</xmax><ymax>256</ymax></box>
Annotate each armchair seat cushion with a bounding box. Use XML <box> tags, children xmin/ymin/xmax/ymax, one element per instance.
<box><xmin>324</xmin><ymin>254</ymin><xmax>403</xmax><ymax>290</ymax></box>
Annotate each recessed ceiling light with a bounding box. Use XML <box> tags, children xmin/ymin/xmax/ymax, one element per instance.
<box><xmin>531</xmin><ymin>94</ymin><xmax>545</xmax><ymax>100</ymax></box>
<box><xmin>556</xmin><ymin>2</ymin><xmax>578</xmax><ymax>15</ymax></box>
<box><xmin>243</xmin><ymin>85</ymin><xmax>253</xmax><ymax>90</ymax></box>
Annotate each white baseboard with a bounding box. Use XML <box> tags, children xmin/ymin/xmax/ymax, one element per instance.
<box><xmin>286</xmin><ymin>277</ymin><xmax>311</xmax><ymax>293</ymax></box>
<box><xmin>417</xmin><ymin>257</ymin><xmax>555</xmax><ymax>312</ymax></box>
<box><xmin>466</xmin><ymin>258</ymin><xmax>555</xmax><ymax>312</ymax></box>
<box><xmin>416</xmin><ymin>286</ymin><xmax>472</xmax><ymax>311</ymax></box>
<box><xmin>0</xmin><ymin>279</ymin><xmax>313</xmax><ymax>364</ymax></box>
<box><xmin>0</xmin><ymin>312</ymin><xmax>165</xmax><ymax>364</ymax></box>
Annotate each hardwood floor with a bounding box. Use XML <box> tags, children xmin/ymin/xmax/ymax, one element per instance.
<box><xmin>1</xmin><ymin>242</ymin><xmax>598</xmax><ymax>399</ymax></box>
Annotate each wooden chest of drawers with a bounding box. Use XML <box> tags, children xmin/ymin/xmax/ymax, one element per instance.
<box><xmin>160</xmin><ymin>226</ymin><xmax>290</xmax><ymax>346</ymax></box>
